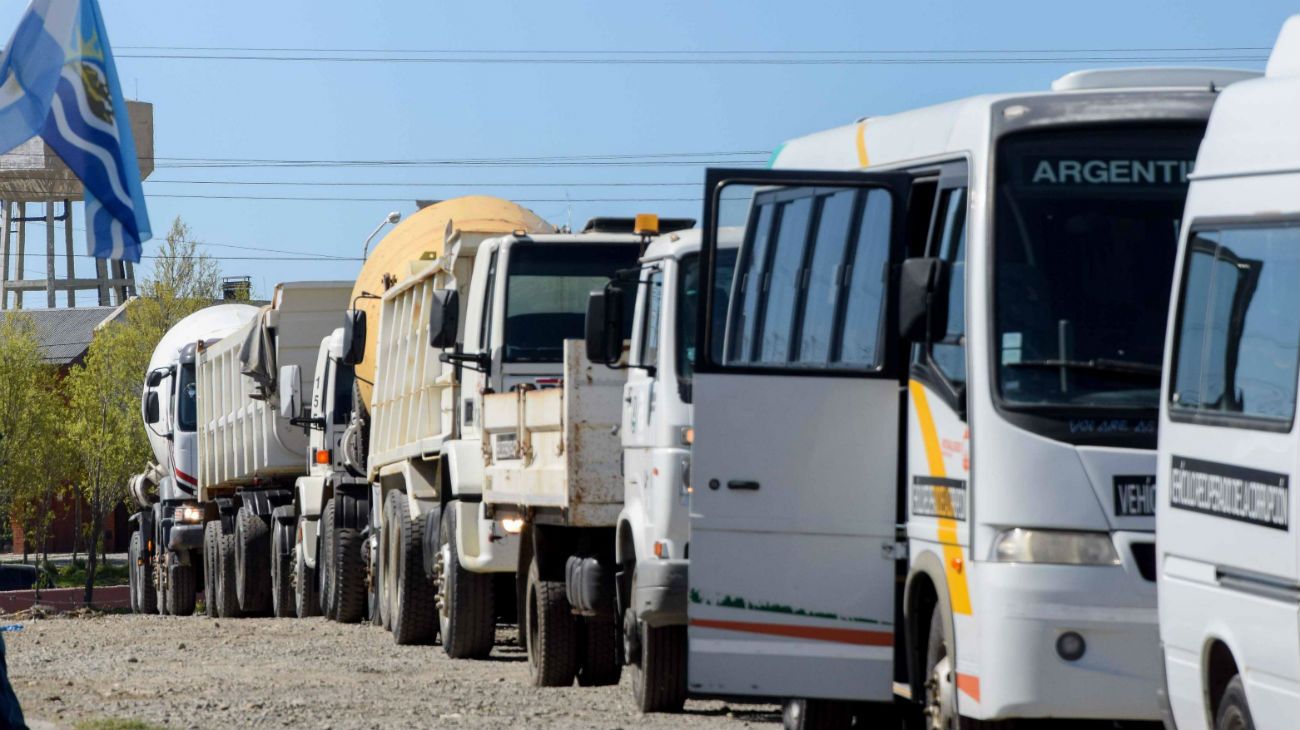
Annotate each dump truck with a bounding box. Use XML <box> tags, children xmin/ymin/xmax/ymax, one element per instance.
<box><xmin>351</xmin><ymin>215</ymin><xmax>691</xmax><ymax>665</ymax></box>
<box><xmin>194</xmin><ymin>281</ymin><xmax>353</xmax><ymax>618</ymax></box>
<box><xmin>582</xmin><ymin>227</ymin><xmax>740</xmax><ymax>710</ymax></box>
<box><xmin>129</xmin><ymin>303</ymin><xmax>259</xmax><ymax>615</ymax></box>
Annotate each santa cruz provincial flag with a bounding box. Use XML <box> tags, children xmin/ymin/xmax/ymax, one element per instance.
<box><xmin>0</xmin><ymin>0</ymin><xmax>151</xmax><ymax>262</ymax></box>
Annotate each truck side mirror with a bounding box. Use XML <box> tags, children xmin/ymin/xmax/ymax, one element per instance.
<box><xmin>899</xmin><ymin>257</ymin><xmax>951</xmax><ymax>343</ymax></box>
<box><xmin>429</xmin><ymin>289</ymin><xmax>460</xmax><ymax>349</ymax></box>
<box><xmin>342</xmin><ymin>310</ymin><xmax>366</xmax><ymax>366</ymax></box>
<box><xmin>278</xmin><ymin>364</ymin><xmax>301</xmax><ymax>420</ymax></box>
<box><xmin>585</xmin><ymin>286</ymin><xmax>624</xmax><ymax>367</ymax></box>
<box><xmin>146</xmin><ymin>367</ymin><xmax>167</xmax><ymax>388</ymax></box>
<box><xmin>144</xmin><ymin>391</ymin><xmax>160</xmax><ymax>425</ymax></box>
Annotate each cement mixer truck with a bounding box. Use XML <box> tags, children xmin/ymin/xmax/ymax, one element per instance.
<box><xmin>128</xmin><ymin>303</ymin><xmax>259</xmax><ymax>616</ymax></box>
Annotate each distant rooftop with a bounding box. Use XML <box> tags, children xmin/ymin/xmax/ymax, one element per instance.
<box><xmin>4</xmin><ymin>303</ymin><xmax>130</xmax><ymax>366</ymax></box>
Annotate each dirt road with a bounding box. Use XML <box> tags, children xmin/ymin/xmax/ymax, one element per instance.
<box><xmin>5</xmin><ymin>612</ymin><xmax>782</xmax><ymax>729</ymax></box>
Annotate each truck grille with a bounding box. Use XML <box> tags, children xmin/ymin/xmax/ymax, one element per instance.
<box><xmin>1131</xmin><ymin>542</ymin><xmax>1156</xmax><ymax>582</ymax></box>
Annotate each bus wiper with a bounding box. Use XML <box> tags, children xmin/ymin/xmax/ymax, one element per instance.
<box><xmin>1006</xmin><ymin>358</ymin><xmax>1161</xmax><ymax>380</ymax></box>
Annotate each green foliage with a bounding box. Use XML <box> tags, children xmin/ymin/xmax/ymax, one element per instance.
<box><xmin>51</xmin><ymin>560</ymin><xmax>128</xmax><ymax>588</ymax></box>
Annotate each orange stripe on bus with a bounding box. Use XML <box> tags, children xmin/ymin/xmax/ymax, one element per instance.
<box><xmin>855</xmin><ymin>120</ymin><xmax>870</xmax><ymax>168</ymax></box>
<box><xmin>691</xmin><ymin>618</ymin><xmax>893</xmax><ymax>647</ymax></box>
<box><xmin>909</xmin><ymin>380</ymin><xmax>973</xmax><ymax>617</ymax></box>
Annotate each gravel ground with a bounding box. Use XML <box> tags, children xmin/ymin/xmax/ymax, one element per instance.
<box><xmin>5</xmin><ymin>613</ymin><xmax>782</xmax><ymax>729</ymax></box>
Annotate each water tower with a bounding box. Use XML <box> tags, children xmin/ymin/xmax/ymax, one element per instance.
<box><xmin>0</xmin><ymin>100</ymin><xmax>154</xmax><ymax>309</ymax></box>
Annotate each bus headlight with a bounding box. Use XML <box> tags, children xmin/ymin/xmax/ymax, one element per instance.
<box><xmin>177</xmin><ymin>504</ymin><xmax>204</xmax><ymax>524</ymax></box>
<box><xmin>991</xmin><ymin>528</ymin><xmax>1119</xmax><ymax>566</ymax></box>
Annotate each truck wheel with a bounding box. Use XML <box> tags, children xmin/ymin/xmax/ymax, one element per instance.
<box><xmin>632</xmin><ymin>620</ymin><xmax>687</xmax><ymax>712</ymax></box>
<box><xmin>128</xmin><ymin>533</ymin><xmax>139</xmax><ymax>613</ymax></box>
<box><xmin>783</xmin><ymin>699</ymin><xmax>867</xmax><ymax>730</ymax></box>
<box><xmin>367</xmin><ymin>531</ymin><xmax>382</xmax><ymax>627</ymax></box>
<box><xmin>320</xmin><ymin>499</ymin><xmax>338</xmax><ymax>620</ymax></box>
<box><xmin>293</xmin><ymin>524</ymin><xmax>321</xmax><ymax>618</ymax></box>
<box><xmin>270</xmin><ymin>517</ymin><xmax>295</xmax><ymax>618</ymax></box>
<box><xmin>333</xmin><ymin>522</ymin><xmax>368</xmax><ymax>623</ymax></box>
<box><xmin>436</xmin><ymin>505</ymin><xmax>495</xmax><ymax>659</ymax></box>
<box><xmin>386</xmin><ymin>491</ymin><xmax>436</xmax><ymax>645</ymax></box>
<box><xmin>130</xmin><ymin>531</ymin><xmax>158</xmax><ymax>615</ymax></box>
<box><xmin>235</xmin><ymin>506</ymin><xmax>271</xmax><ymax>615</ymax></box>
<box><xmin>577</xmin><ymin>617</ymin><xmax>622</xmax><ymax>687</ymax></box>
<box><xmin>525</xmin><ymin>558</ymin><xmax>577</xmax><ymax>687</ymax></box>
<box><xmin>1216</xmin><ymin>676</ymin><xmax>1255</xmax><ymax>730</ymax></box>
<box><xmin>376</xmin><ymin>519</ymin><xmax>391</xmax><ymax>630</ymax></box>
<box><xmin>167</xmin><ymin>552</ymin><xmax>197</xmax><ymax>616</ymax></box>
<box><xmin>215</xmin><ymin>521</ymin><xmax>243</xmax><ymax>618</ymax></box>
<box><xmin>203</xmin><ymin>521</ymin><xmax>220</xmax><ymax>618</ymax></box>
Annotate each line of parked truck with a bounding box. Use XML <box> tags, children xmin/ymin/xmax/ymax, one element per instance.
<box><xmin>123</xmin><ymin>15</ymin><xmax>1300</xmax><ymax>730</ymax></box>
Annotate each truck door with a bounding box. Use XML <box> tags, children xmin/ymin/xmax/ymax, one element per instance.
<box><xmin>688</xmin><ymin>168</ymin><xmax>910</xmax><ymax>702</ymax></box>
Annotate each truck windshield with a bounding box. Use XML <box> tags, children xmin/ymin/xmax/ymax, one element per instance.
<box><xmin>177</xmin><ymin>363</ymin><xmax>198</xmax><ymax>432</ymax></box>
<box><xmin>504</xmin><ymin>242</ymin><xmax>640</xmax><ymax>363</ymax></box>
<box><xmin>677</xmin><ymin>249</ymin><xmax>738</xmax><ymax>381</ymax></box>
<box><xmin>994</xmin><ymin>124</ymin><xmax>1204</xmax><ymax>410</ymax></box>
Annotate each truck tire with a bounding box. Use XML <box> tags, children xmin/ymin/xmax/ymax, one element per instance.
<box><xmin>631</xmin><ymin>620</ymin><xmax>687</xmax><ymax>712</ymax></box>
<box><xmin>376</xmin><ymin>518</ymin><xmax>391</xmax><ymax>630</ymax></box>
<box><xmin>320</xmin><ymin>499</ymin><xmax>338</xmax><ymax>620</ymax></box>
<box><xmin>386</xmin><ymin>491</ymin><xmax>436</xmax><ymax>645</ymax></box>
<box><xmin>577</xmin><ymin>617</ymin><xmax>622</xmax><ymax>687</ymax></box>
<box><xmin>235</xmin><ymin>506</ymin><xmax>271</xmax><ymax>615</ymax></box>
<box><xmin>215</xmin><ymin>522</ymin><xmax>243</xmax><ymax>618</ymax></box>
<box><xmin>1216</xmin><ymin>676</ymin><xmax>1255</xmax><ymax>730</ymax></box>
<box><xmin>203</xmin><ymin>521</ymin><xmax>219</xmax><ymax>618</ymax></box>
<box><xmin>130</xmin><ymin>531</ymin><xmax>158</xmax><ymax>615</ymax></box>
<box><xmin>167</xmin><ymin>552</ymin><xmax>197</xmax><ymax>616</ymax></box>
<box><xmin>294</xmin><ymin>524</ymin><xmax>321</xmax><ymax>618</ymax></box>
<box><xmin>270</xmin><ymin>517</ymin><xmax>294</xmax><ymax>618</ymax></box>
<box><xmin>128</xmin><ymin>533</ymin><xmax>139</xmax><ymax>613</ymax></box>
<box><xmin>525</xmin><ymin>558</ymin><xmax>577</xmax><ymax>687</ymax></box>
<box><xmin>333</xmin><ymin>523</ymin><xmax>367</xmax><ymax>623</ymax></box>
<box><xmin>436</xmin><ymin>505</ymin><xmax>495</xmax><ymax>659</ymax></box>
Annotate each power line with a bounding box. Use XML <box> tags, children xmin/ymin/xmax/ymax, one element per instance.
<box><xmin>115</xmin><ymin>45</ymin><xmax>1272</xmax><ymax>54</ymax></box>
<box><xmin>112</xmin><ymin>53</ymin><xmax>1269</xmax><ymax>66</ymax></box>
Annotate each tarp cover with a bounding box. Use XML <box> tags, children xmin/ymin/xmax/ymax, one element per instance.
<box><xmin>239</xmin><ymin>308</ymin><xmax>277</xmax><ymax>402</ymax></box>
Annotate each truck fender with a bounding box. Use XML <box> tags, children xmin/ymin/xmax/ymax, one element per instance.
<box><xmin>421</xmin><ymin>502</ymin><xmax>443</xmax><ymax>581</ymax></box>
<box><xmin>444</xmin><ymin>440</ymin><xmax>484</xmax><ymax>497</ymax></box>
<box><xmin>904</xmin><ymin>549</ymin><xmax>955</xmax><ymax>701</ymax></box>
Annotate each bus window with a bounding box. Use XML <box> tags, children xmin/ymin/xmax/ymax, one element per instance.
<box><xmin>1171</xmin><ymin>224</ymin><xmax>1300</xmax><ymax>425</ymax></box>
<box><xmin>930</xmin><ymin>188</ymin><xmax>968</xmax><ymax>385</ymax></box>
<box><xmin>796</xmin><ymin>190</ymin><xmax>856</xmax><ymax>365</ymax></box>
<box><xmin>837</xmin><ymin>190</ymin><xmax>892</xmax><ymax>369</ymax></box>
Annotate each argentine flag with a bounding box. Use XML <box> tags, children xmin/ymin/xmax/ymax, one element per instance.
<box><xmin>0</xmin><ymin>0</ymin><xmax>150</xmax><ymax>262</ymax></box>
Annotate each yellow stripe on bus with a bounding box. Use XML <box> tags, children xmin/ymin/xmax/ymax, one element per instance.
<box><xmin>908</xmin><ymin>380</ymin><xmax>973</xmax><ymax>616</ymax></box>
<box><xmin>855</xmin><ymin>120</ymin><xmax>870</xmax><ymax>168</ymax></box>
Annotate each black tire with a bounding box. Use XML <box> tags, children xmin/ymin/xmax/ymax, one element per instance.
<box><xmin>293</xmin><ymin>522</ymin><xmax>321</xmax><ymax>618</ymax></box>
<box><xmin>320</xmin><ymin>499</ymin><xmax>338</xmax><ymax>620</ymax></box>
<box><xmin>783</xmin><ymin>699</ymin><xmax>864</xmax><ymax>730</ymax></box>
<box><xmin>128</xmin><ymin>531</ymin><xmax>141</xmax><ymax>614</ymax></box>
<box><xmin>525</xmin><ymin>558</ymin><xmax>577</xmax><ymax>687</ymax></box>
<box><xmin>368</xmin><ymin>530</ymin><xmax>382</xmax><ymax>627</ymax></box>
<box><xmin>132</xmin><ymin>531</ymin><xmax>156</xmax><ymax>615</ymax></box>
<box><xmin>235</xmin><ymin>506</ymin><xmax>271</xmax><ymax>615</ymax></box>
<box><xmin>437</xmin><ymin>506</ymin><xmax>495</xmax><ymax>659</ymax></box>
<box><xmin>387</xmin><ymin>492</ymin><xmax>436</xmax><ymax>645</ymax></box>
<box><xmin>270</xmin><ymin>518</ymin><xmax>294</xmax><ymax>618</ymax></box>
<box><xmin>203</xmin><ymin>521</ymin><xmax>219</xmax><ymax>618</ymax></box>
<box><xmin>167</xmin><ymin>553</ymin><xmax>197</xmax><ymax>616</ymax></box>
<box><xmin>1216</xmin><ymin>676</ymin><xmax>1255</xmax><ymax>730</ymax></box>
<box><xmin>924</xmin><ymin>608</ymin><xmax>1005</xmax><ymax>730</ymax></box>
<box><xmin>577</xmin><ymin>617</ymin><xmax>622</xmax><ymax>687</ymax></box>
<box><xmin>333</xmin><ymin>524</ymin><xmax>368</xmax><ymax>623</ymax></box>
<box><xmin>377</xmin><ymin>511</ymin><xmax>392</xmax><ymax>631</ymax></box>
<box><xmin>632</xmin><ymin>621</ymin><xmax>687</xmax><ymax>712</ymax></box>
<box><xmin>215</xmin><ymin>521</ymin><xmax>243</xmax><ymax>618</ymax></box>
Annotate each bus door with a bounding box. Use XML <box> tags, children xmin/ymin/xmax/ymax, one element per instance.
<box><xmin>688</xmin><ymin>168</ymin><xmax>911</xmax><ymax>701</ymax></box>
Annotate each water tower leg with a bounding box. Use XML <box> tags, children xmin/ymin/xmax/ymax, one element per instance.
<box><xmin>15</xmin><ymin>202</ymin><xmax>24</xmax><ymax>310</ymax></box>
<box><xmin>45</xmin><ymin>203</ymin><xmax>55</xmax><ymax>309</ymax></box>
<box><xmin>124</xmin><ymin>260</ymin><xmax>135</xmax><ymax>298</ymax></box>
<box><xmin>1</xmin><ymin>200</ymin><xmax>10</xmax><ymax>310</ymax></box>
<box><xmin>63</xmin><ymin>201</ymin><xmax>74</xmax><ymax>307</ymax></box>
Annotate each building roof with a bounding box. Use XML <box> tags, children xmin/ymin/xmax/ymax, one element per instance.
<box><xmin>4</xmin><ymin>303</ymin><xmax>130</xmax><ymax>366</ymax></box>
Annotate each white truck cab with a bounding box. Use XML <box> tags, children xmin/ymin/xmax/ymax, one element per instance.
<box><xmin>1158</xmin><ymin>18</ymin><xmax>1300</xmax><ymax>730</ymax></box>
<box><xmin>686</xmin><ymin>66</ymin><xmax>1258</xmax><ymax>728</ymax></box>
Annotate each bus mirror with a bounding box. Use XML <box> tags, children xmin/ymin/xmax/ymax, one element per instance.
<box><xmin>899</xmin><ymin>257</ymin><xmax>950</xmax><ymax>343</ymax></box>
<box><xmin>278</xmin><ymin>365</ymin><xmax>301</xmax><ymax>420</ymax></box>
<box><xmin>429</xmin><ymin>289</ymin><xmax>460</xmax><ymax>349</ymax></box>
<box><xmin>342</xmin><ymin>310</ymin><xmax>366</xmax><ymax>366</ymax></box>
<box><xmin>144</xmin><ymin>391</ymin><xmax>160</xmax><ymax>425</ymax></box>
<box><xmin>585</xmin><ymin>287</ymin><xmax>623</xmax><ymax>367</ymax></box>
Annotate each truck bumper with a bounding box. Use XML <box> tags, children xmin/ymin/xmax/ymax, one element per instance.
<box><xmin>167</xmin><ymin>524</ymin><xmax>204</xmax><ymax>552</ymax></box>
<box><xmin>634</xmin><ymin>558</ymin><xmax>688</xmax><ymax>627</ymax></box>
<box><xmin>970</xmin><ymin>556</ymin><xmax>1161</xmax><ymax>722</ymax></box>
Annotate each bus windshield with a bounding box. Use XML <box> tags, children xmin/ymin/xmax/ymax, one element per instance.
<box><xmin>994</xmin><ymin>124</ymin><xmax>1204</xmax><ymax>410</ymax></box>
<box><xmin>504</xmin><ymin>242</ymin><xmax>640</xmax><ymax>363</ymax></box>
<box><xmin>176</xmin><ymin>363</ymin><xmax>198</xmax><ymax>432</ymax></box>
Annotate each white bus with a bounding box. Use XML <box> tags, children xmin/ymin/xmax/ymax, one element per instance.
<box><xmin>1158</xmin><ymin>18</ymin><xmax>1300</xmax><ymax>730</ymax></box>
<box><xmin>687</xmin><ymin>66</ymin><xmax>1257</xmax><ymax>728</ymax></box>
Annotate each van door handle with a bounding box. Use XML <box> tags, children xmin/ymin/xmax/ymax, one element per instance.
<box><xmin>727</xmin><ymin>480</ymin><xmax>760</xmax><ymax>491</ymax></box>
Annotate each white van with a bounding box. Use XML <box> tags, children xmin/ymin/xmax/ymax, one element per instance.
<box><xmin>687</xmin><ymin>65</ymin><xmax>1257</xmax><ymax>727</ymax></box>
<box><xmin>1157</xmin><ymin>18</ymin><xmax>1300</xmax><ymax>730</ymax></box>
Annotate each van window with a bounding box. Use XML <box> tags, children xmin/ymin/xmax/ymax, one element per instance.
<box><xmin>930</xmin><ymin>188</ymin><xmax>968</xmax><ymax>384</ymax></box>
<box><xmin>725</xmin><ymin>186</ymin><xmax>893</xmax><ymax>371</ymax></box>
<box><xmin>1171</xmin><ymin>223</ymin><xmax>1300</xmax><ymax>425</ymax></box>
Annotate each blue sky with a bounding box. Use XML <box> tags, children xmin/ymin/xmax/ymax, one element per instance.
<box><xmin>0</xmin><ymin>0</ymin><xmax>1294</xmax><ymax>304</ymax></box>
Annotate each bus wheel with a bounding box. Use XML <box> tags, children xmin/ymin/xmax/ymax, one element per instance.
<box><xmin>1216</xmin><ymin>676</ymin><xmax>1255</xmax><ymax>730</ymax></box>
<box><xmin>782</xmin><ymin>699</ymin><xmax>861</xmax><ymax>729</ymax></box>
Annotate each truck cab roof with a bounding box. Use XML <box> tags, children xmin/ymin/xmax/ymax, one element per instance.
<box><xmin>639</xmin><ymin>227</ymin><xmax>742</xmax><ymax>264</ymax></box>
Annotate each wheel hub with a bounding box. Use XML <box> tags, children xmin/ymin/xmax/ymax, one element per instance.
<box><xmin>434</xmin><ymin>541</ymin><xmax>449</xmax><ymax>617</ymax></box>
<box><xmin>925</xmin><ymin>654</ymin><xmax>957</xmax><ymax>730</ymax></box>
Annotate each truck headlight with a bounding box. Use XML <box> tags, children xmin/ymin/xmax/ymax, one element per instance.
<box><xmin>991</xmin><ymin>528</ymin><xmax>1119</xmax><ymax>566</ymax></box>
<box><xmin>177</xmin><ymin>504</ymin><xmax>204</xmax><ymax>524</ymax></box>
<box><xmin>500</xmin><ymin>517</ymin><xmax>524</xmax><ymax>534</ymax></box>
